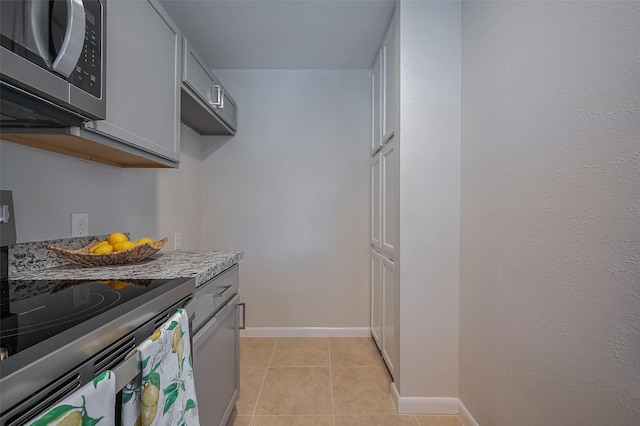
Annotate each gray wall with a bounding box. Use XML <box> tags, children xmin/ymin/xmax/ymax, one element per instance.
<box><xmin>398</xmin><ymin>0</ymin><xmax>461</xmax><ymax>399</ymax></box>
<box><xmin>459</xmin><ymin>1</ymin><xmax>640</xmax><ymax>424</ymax></box>
<box><xmin>0</xmin><ymin>124</ymin><xmax>203</xmax><ymax>250</ymax></box>
<box><xmin>200</xmin><ymin>69</ymin><xmax>371</xmax><ymax>329</ymax></box>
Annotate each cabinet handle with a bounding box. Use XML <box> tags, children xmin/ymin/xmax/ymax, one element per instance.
<box><xmin>383</xmin><ymin>131</ymin><xmax>394</xmax><ymax>144</ymax></box>
<box><xmin>213</xmin><ymin>285</ymin><xmax>232</xmax><ymax>297</ymax></box>
<box><xmin>238</xmin><ymin>302</ymin><xmax>246</xmax><ymax>330</ymax></box>
<box><xmin>211</xmin><ymin>84</ymin><xmax>223</xmax><ymax>107</ymax></box>
<box><xmin>0</xmin><ymin>205</ymin><xmax>9</xmax><ymax>223</ymax></box>
<box><xmin>207</xmin><ymin>83</ymin><xmax>216</xmax><ymax>106</ymax></box>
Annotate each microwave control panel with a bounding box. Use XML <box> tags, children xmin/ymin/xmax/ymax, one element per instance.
<box><xmin>67</xmin><ymin>0</ymin><xmax>103</xmax><ymax>99</ymax></box>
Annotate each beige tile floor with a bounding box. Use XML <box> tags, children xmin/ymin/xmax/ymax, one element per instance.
<box><xmin>231</xmin><ymin>337</ymin><xmax>462</xmax><ymax>426</ymax></box>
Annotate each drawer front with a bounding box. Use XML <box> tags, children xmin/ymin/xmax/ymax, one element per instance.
<box><xmin>193</xmin><ymin>264</ymin><xmax>239</xmax><ymax>333</ymax></box>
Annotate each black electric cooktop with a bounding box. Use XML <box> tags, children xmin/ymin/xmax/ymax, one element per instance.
<box><xmin>0</xmin><ymin>276</ymin><xmax>196</xmax><ymax>423</ymax></box>
<box><xmin>0</xmin><ymin>278</ymin><xmax>181</xmax><ymax>360</ymax></box>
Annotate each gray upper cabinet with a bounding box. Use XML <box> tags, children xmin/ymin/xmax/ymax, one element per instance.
<box><xmin>181</xmin><ymin>38</ymin><xmax>237</xmax><ymax>135</ymax></box>
<box><xmin>85</xmin><ymin>0</ymin><xmax>181</xmax><ymax>165</ymax></box>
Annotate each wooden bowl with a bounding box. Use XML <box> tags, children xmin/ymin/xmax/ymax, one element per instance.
<box><xmin>50</xmin><ymin>237</ymin><xmax>168</xmax><ymax>267</ymax></box>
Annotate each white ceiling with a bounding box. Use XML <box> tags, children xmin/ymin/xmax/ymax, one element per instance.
<box><xmin>159</xmin><ymin>0</ymin><xmax>395</xmax><ymax>69</ymax></box>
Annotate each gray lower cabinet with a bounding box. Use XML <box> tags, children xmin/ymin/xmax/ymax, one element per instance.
<box><xmin>181</xmin><ymin>38</ymin><xmax>237</xmax><ymax>135</ymax></box>
<box><xmin>84</xmin><ymin>0</ymin><xmax>181</xmax><ymax>165</ymax></box>
<box><xmin>193</xmin><ymin>295</ymin><xmax>240</xmax><ymax>426</ymax></box>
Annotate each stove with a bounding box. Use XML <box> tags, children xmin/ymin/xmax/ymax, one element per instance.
<box><xmin>0</xmin><ymin>276</ymin><xmax>196</xmax><ymax>425</ymax></box>
<box><xmin>0</xmin><ymin>191</ymin><xmax>199</xmax><ymax>425</ymax></box>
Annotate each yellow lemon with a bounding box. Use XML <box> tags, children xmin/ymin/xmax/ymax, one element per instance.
<box><xmin>108</xmin><ymin>281</ymin><xmax>130</xmax><ymax>290</ymax></box>
<box><xmin>141</xmin><ymin>403</ymin><xmax>158</xmax><ymax>426</ymax></box>
<box><xmin>107</xmin><ymin>232</ymin><xmax>129</xmax><ymax>245</ymax></box>
<box><xmin>171</xmin><ymin>325</ymin><xmax>181</xmax><ymax>352</ymax></box>
<box><xmin>137</xmin><ymin>237</ymin><xmax>154</xmax><ymax>246</ymax></box>
<box><xmin>93</xmin><ymin>244</ymin><xmax>114</xmax><ymax>254</ymax></box>
<box><xmin>149</xmin><ymin>329</ymin><xmax>162</xmax><ymax>342</ymax></box>
<box><xmin>88</xmin><ymin>240</ymin><xmax>108</xmax><ymax>253</ymax></box>
<box><xmin>113</xmin><ymin>241</ymin><xmax>136</xmax><ymax>252</ymax></box>
<box><xmin>142</xmin><ymin>382</ymin><xmax>160</xmax><ymax>407</ymax></box>
<box><xmin>58</xmin><ymin>411</ymin><xmax>82</xmax><ymax>426</ymax></box>
<box><xmin>177</xmin><ymin>339</ymin><xmax>184</xmax><ymax>362</ymax></box>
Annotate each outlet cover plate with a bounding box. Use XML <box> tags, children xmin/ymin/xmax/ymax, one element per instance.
<box><xmin>71</xmin><ymin>214</ymin><xmax>88</xmax><ymax>237</ymax></box>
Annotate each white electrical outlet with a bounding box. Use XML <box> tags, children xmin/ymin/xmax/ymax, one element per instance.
<box><xmin>174</xmin><ymin>232</ymin><xmax>182</xmax><ymax>250</ymax></box>
<box><xmin>71</xmin><ymin>214</ymin><xmax>88</xmax><ymax>237</ymax></box>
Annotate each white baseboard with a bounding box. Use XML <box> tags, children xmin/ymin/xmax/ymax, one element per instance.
<box><xmin>390</xmin><ymin>384</ymin><xmax>472</xmax><ymax>420</ymax></box>
<box><xmin>458</xmin><ymin>399</ymin><xmax>480</xmax><ymax>426</ymax></box>
<box><xmin>396</xmin><ymin>396</ymin><xmax>459</xmax><ymax>415</ymax></box>
<box><xmin>391</xmin><ymin>382</ymin><xmax>401</xmax><ymax>407</ymax></box>
<box><xmin>240</xmin><ymin>327</ymin><xmax>371</xmax><ymax>338</ymax></box>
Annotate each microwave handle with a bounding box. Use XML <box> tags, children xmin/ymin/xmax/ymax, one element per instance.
<box><xmin>51</xmin><ymin>0</ymin><xmax>86</xmax><ymax>77</ymax></box>
<box><xmin>26</xmin><ymin>0</ymin><xmax>53</xmax><ymax>66</ymax></box>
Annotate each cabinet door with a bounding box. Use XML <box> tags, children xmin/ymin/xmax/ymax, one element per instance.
<box><xmin>193</xmin><ymin>297</ymin><xmax>240</xmax><ymax>426</ymax></box>
<box><xmin>370</xmin><ymin>249</ymin><xmax>382</xmax><ymax>350</ymax></box>
<box><xmin>212</xmin><ymin>79</ymin><xmax>238</xmax><ymax>131</ymax></box>
<box><xmin>381</xmin><ymin>139</ymin><xmax>398</xmax><ymax>259</ymax></box>
<box><xmin>371</xmin><ymin>152</ymin><xmax>381</xmax><ymax>249</ymax></box>
<box><xmin>183</xmin><ymin>41</ymin><xmax>216</xmax><ymax>108</ymax></box>
<box><xmin>381</xmin><ymin>254</ymin><xmax>398</xmax><ymax>380</ymax></box>
<box><xmin>182</xmin><ymin>39</ymin><xmax>237</xmax><ymax>135</ymax></box>
<box><xmin>90</xmin><ymin>0</ymin><xmax>181</xmax><ymax>162</ymax></box>
<box><xmin>382</xmin><ymin>21</ymin><xmax>395</xmax><ymax>144</ymax></box>
<box><xmin>370</xmin><ymin>49</ymin><xmax>383</xmax><ymax>155</ymax></box>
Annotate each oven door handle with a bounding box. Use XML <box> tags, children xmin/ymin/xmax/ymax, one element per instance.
<box><xmin>112</xmin><ymin>300</ymin><xmax>197</xmax><ymax>392</ymax></box>
<box><xmin>113</xmin><ymin>352</ymin><xmax>141</xmax><ymax>392</ymax></box>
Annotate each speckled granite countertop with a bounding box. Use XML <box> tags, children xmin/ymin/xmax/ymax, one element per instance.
<box><xmin>11</xmin><ymin>250</ymin><xmax>244</xmax><ymax>287</ymax></box>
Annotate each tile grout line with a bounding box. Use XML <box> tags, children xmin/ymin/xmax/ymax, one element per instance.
<box><xmin>328</xmin><ymin>338</ymin><xmax>336</xmax><ymax>426</ymax></box>
<box><xmin>249</xmin><ymin>338</ymin><xmax>279</xmax><ymax>420</ymax></box>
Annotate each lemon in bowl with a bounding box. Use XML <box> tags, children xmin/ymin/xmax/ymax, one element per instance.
<box><xmin>93</xmin><ymin>244</ymin><xmax>113</xmax><ymax>254</ymax></box>
<box><xmin>137</xmin><ymin>237</ymin><xmax>154</xmax><ymax>246</ymax></box>
<box><xmin>88</xmin><ymin>240</ymin><xmax>109</xmax><ymax>253</ymax></box>
<box><xmin>107</xmin><ymin>232</ymin><xmax>129</xmax><ymax>245</ymax></box>
<box><xmin>113</xmin><ymin>241</ymin><xmax>136</xmax><ymax>252</ymax></box>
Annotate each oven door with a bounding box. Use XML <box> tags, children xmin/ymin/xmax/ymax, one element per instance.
<box><xmin>1</xmin><ymin>293</ymin><xmax>195</xmax><ymax>426</ymax></box>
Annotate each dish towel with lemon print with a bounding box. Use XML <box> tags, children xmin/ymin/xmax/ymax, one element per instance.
<box><xmin>28</xmin><ymin>370</ymin><xmax>115</xmax><ymax>426</ymax></box>
<box><xmin>121</xmin><ymin>308</ymin><xmax>200</xmax><ymax>426</ymax></box>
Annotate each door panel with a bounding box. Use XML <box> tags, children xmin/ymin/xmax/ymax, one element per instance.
<box><xmin>370</xmin><ymin>249</ymin><xmax>382</xmax><ymax>350</ymax></box>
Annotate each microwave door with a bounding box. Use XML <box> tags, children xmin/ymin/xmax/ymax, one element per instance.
<box><xmin>50</xmin><ymin>0</ymin><xmax>86</xmax><ymax>77</ymax></box>
<box><xmin>0</xmin><ymin>1</ymin><xmax>55</xmax><ymax>67</ymax></box>
<box><xmin>0</xmin><ymin>0</ymin><xmax>105</xmax><ymax>125</ymax></box>
<box><xmin>0</xmin><ymin>0</ymin><xmax>85</xmax><ymax>75</ymax></box>
<box><xmin>0</xmin><ymin>1</ymin><xmax>70</xmax><ymax>108</ymax></box>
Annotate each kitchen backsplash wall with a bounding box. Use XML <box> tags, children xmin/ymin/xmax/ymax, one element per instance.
<box><xmin>0</xmin><ymin>124</ymin><xmax>202</xmax><ymax>250</ymax></box>
<box><xmin>200</xmin><ymin>69</ymin><xmax>371</xmax><ymax>329</ymax></box>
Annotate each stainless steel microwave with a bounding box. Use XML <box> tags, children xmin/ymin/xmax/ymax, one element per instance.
<box><xmin>0</xmin><ymin>0</ymin><xmax>105</xmax><ymax>127</ymax></box>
